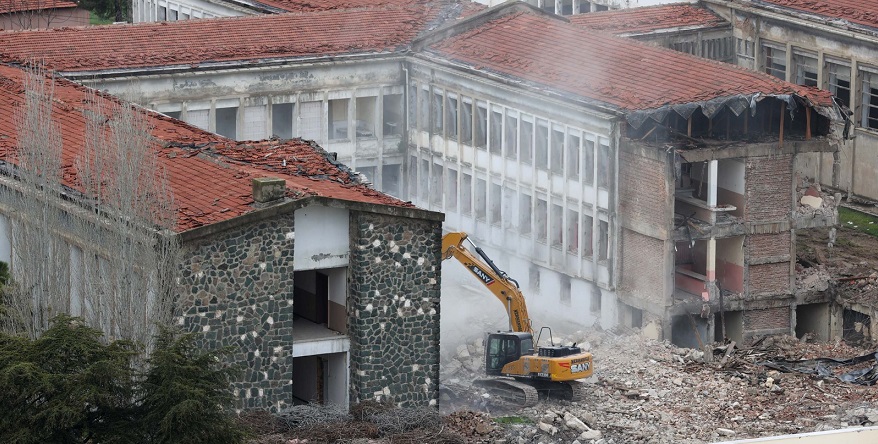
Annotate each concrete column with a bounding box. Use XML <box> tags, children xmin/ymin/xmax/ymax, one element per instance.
<box><xmin>707</xmin><ymin>236</ymin><xmax>716</xmax><ymax>284</ymax></box>
<box><xmin>708</xmin><ymin>159</ymin><xmax>718</xmax><ymax>207</ymax></box>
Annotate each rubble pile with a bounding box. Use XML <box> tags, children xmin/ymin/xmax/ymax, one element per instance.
<box><xmin>440</xmin><ymin>329</ymin><xmax>878</xmax><ymax>444</ymax></box>
<box><xmin>795</xmin><ymin>178</ymin><xmax>838</xmax><ymax>217</ymax></box>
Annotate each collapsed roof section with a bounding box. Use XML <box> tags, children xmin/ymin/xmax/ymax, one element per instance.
<box><xmin>417</xmin><ymin>3</ymin><xmax>839</xmax><ymax>132</ymax></box>
<box><xmin>0</xmin><ymin>63</ymin><xmax>416</xmax><ymax>232</ymax></box>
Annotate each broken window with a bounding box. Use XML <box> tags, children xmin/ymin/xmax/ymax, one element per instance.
<box><xmin>490</xmin><ymin>108</ymin><xmax>503</xmax><ymax>155</ymax></box>
<box><xmin>583</xmin><ymin>214</ymin><xmax>594</xmax><ymax>257</ymax></box>
<box><xmin>382</xmin><ymin>164</ymin><xmax>401</xmax><ymax>197</ymax></box>
<box><xmin>490</xmin><ymin>182</ymin><xmax>502</xmax><ymax>226</ymax></box>
<box><xmin>763</xmin><ymin>42</ymin><xmax>787</xmax><ymax>80</ymax></box>
<box><xmin>408</xmin><ymin>156</ymin><xmax>418</xmax><ymax>200</ymax></box>
<box><xmin>475</xmin><ymin>178</ymin><xmax>487</xmax><ymax>221</ymax></box>
<box><xmin>418</xmin><ymin>86</ymin><xmax>430</xmax><ymax>132</ymax></box>
<box><xmin>860</xmin><ymin>67</ymin><xmax>878</xmax><ymax>130</ymax></box>
<box><xmin>702</xmin><ymin>37</ymin><xmax>733</xmax><ymax>61</ymax></box>
<box><xmin>446</xmin><ymin>168</ymin><xmax>458</xmax><ymax>212</ymax></box>
<box><xmin>535</xmin><ymin>119</ymin><xmax>549</xmax><ymax>170</ymax></box>
<box><xmin>540</xmin><ymin>0</ymin><xmax>554</xmax><ymax>14</ymax></box>
<box><xmin>505</xmin><ymin>113</ymin><xmax>518</xmax><ymax>160</ymax></box>
<box><xmin>461</xmin><ymin>98</ymin><xmax>473</xmax><ymax>145</ymax></box>
<box><xmin>461</xmin><ymin>173</ymin><xmax>472</xmax><ymax>215</ymax></box>
<box><xmin>358</xmin><ymin>166</ymin><xmax>376</xmax><ymax>184</ymax></box>
<box><xmin>566</xmin><ymin>209</ymin><xmax>579</xmax><ymax>254</ymax></box>
<box><xmin>186</xmin><ymin>108</ymin><xmax>209</xmax><ymax>131</ymax></box>
<box><xmin>383</xmin><ymin>93</ymin><xmax>403</xmax><ymax>136</ymax></box>
<box><xmin>590</xmin><ymin>286</ymin><xmax>601</xmax><ymax>312</ymax></box>
<box><xmin>164</xmin><ymin>111</ymin><xmax>181</xmax><ymax>120</ymax></box>
<box><xmin>578</xmin><ymin>0</ymin><xmax>590</xmax><ymax>13</ymax></box>
<box><xmin>535</xmin><ymin>198</ymin><xmax>548</xmax><ymax>243</ymax></box>
<box><xmin>241</xmin><ymin>105</ymin><xmax>266</xmax><ymax>141</ymax></box>
<box><xmin>446</xmin><ymin>94</ymin><xmax>458</xmax><ymax>141</ymax></box>
<box><xmin>550</xmin><ymin>203</ymin><xmax>563</xmax><ymax>249</ymax></box>
<box><xmin>597</xmin><ymin>139</ymin><xmax>612</xmax><ymax>189</ymax></box>
<box><xmin>431</xmin><ymin>164</ymin><xmax>443</xmax><ymax>207</ymax></box>
<box><xmin>328</xmin><ymin>98</ymin><xmax>349</xmax><ymax>140</ymax></box>
<box><xmin>299</xmin><ymin>101</ymin><xmax>322</xmax><ymax>141</ymax></box>
<box><xmin>550</xmin><ymin>126</ymin><xmax>564</xmax><ymax>172</ymax></box>
<box><xmin>737</xmin><ymin>38</ymin><xmax>756</xmax><ymax>70</ymax></box>
<box><xmin>520</xmin><ymin>117</ymin><xmax>533</xmax><ymax>165</ymax></box>
<box><xmin>567</xmin><ymin>131</ymin><xmax>580</xmax><ymax>180</ymax></box>
<box><xmin>432</xmin><ymin>90</ymin><xmax>444</xmax><ymax>135</ymax></box>
<box><xmin>355</xmin><ymin>96</ymin><xmax>377</xmax><ymax>138</ymax></box>
<box><xmin>519</xmin><ymin>193</ymin><xmax>532</xmax><ymax>235</ymax></box>
<box><xmin>419</xmin><ymin>159</ymin><xmax>429</xmax><ymax>202</ymax></box>
<box><xmin>475</xmin><ymin>101</ymin><xmax>488</xmax><ymax>149</ymax></box>
<box><xmin>560</xmin><ymin>0</ymin><xmax>572</xmax><ymax>15</ymax></box>
<box><xmin>215</xmin><ymin>106</ymin><xmax>238</xmax><ymax>139</ymax></box>
<box><xmin>272</xmin><ymin>102</ymin><xmax>294</xmax><ymax>139</ymax></box>
<box><xmin>793</xmin><ymin>50</ymin><xmax>818</xmax><ymax>87</ymax></box>
<box><xmin>583</xmin><ymin>136</ymin><xmax>595</xmax><ymax>185</ymax></box>
<box><xmin>827</xmin><ymin>59</ymin><xmax>852</xmax><ymax>109</ymax></box>
<box><xmin>598</xmin><ymin>218</ymin><xmax>609</xmax><ymax>261</ymax></box>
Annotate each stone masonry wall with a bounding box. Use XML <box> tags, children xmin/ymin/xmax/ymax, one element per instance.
<box><xmin>348</xmin><ymin>211</ymin><xmax>442</xmax><ymax>407</ymax></box>
<box><xmin>176</xmin><ymin>214</ymin><xmax>295</xmax><ymax>412</ymax></box>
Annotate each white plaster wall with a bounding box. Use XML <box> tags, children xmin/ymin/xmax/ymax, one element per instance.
<box><xmin>0</xmin><ymin>214</ymin><xmax>11</xmax><ymax>265</ymax></box>
<box><xmin>326</xmin><ymin>352</ymin><xmax>349</xmax><ymax>409</ymax></box>
<box><xmin>717</xmin><ymin>159</ymin><xmax>745</xmax><ymax>194</ymax></box>
<box><xmin>327</xmin><ymin>267</ymin><xmax>347</xmax><ymax>306</ymax></box>
<box><xmin>294</xmin><ymin>205</ymin><xmax>349</xmax><ymax>271</ymax></box>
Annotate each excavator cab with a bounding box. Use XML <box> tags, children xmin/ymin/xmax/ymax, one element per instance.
<box><xmin>485</xmin><ymin>332</ymin><xmax>534</xmax><ymax>375</ymax></box>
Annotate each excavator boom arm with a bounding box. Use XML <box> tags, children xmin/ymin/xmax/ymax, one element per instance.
<box><xmin>441</xmin><ymin>232</ymin><xmax>533</xmax><ymax>334</ymax></box>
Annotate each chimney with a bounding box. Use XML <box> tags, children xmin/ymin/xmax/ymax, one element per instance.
<box><xmin>252</xmin><ymin>177</ymin><xmax>286</xmax><ymax>204</ymax></box>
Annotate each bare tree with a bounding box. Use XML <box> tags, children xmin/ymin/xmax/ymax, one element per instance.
<box><xmin>0</xmin><ymin>0</ymin><xmax>77</xmax><ymax>30</ymax></box>
<box><xmin>2</xmin><ymin>66</ymin><xmax>179</xmax><ymax>348</ymax></box>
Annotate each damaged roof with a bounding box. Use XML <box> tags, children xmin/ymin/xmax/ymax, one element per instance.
<box><xmin>421</xmin><ymin>4</ymin><xmax>835</xmax><ymax>126</ymax></box>
<box><xmin>743</xmin><ymin>0</ymin><xmax>878</xmax><ymax>31</ymax></box>
<box><xmin>0</xmin><ymin>63</ymin><xmax>414</xmax><ymax>232</ymax></box>
<box><xmin>569</xmin><ymin>3</ymin><xmax>727</xmax><ymax>36</ymax></box>
<box><xmin>0</xmin><ymin>0</ymin><xmax>78</xmax><ymax>14</ymax></box>
<box><xmin>0</xmin><ymin>1</ymin><xmax>472</xmax><ymax>72</ymax></box>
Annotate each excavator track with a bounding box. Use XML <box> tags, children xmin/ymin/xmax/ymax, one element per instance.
<box><xmin>473</xmin><ymin>378</ymin><xmax>539</xmax><ymax>407</ymax></box>
<box><xmin>564</xmin><ymin>380</ymin><xmax>589</xmax><ymax>402</ymax></box>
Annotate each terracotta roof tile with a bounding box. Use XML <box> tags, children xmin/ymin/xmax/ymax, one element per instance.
<box><xmin>569</xmin><ymin>4</ymin><xmax>727</xmax><ymax>35</ymax></box>
<box><xmin>0</xmin><ymin>2</ymin><xmax>466</xmax><ymax>72</ymax></box>
<box><xmin>426</xmin><ymin>9</ymin><xmax>833</xmax><ymax>112</ymax></box>
<box><xmin>749</xmin><ymin>0</ymin><xmax>878</xmax><ymax>30</ymax></box>
<box><xmin>0</xmin><ymin>63</ymin><xmax>413</xmax><ymax>232</ymax></box>
<box><xmin>0</xmin><ymin>0</ymin><xmax>77</xmax><ymax>14</ymax></box>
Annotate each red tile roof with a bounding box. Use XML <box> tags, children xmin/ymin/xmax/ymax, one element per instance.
<box><xmin>252</xmin><ymin>0</ymin><xmax>483</xmax><ymax>15</ymax></box>
<box><xmin>424</xmin><ymin>9</ymin><xmax>833</xmax><ymax>112</ymax></box>
<box><xmin>751</xmin><ymin>0</ymin><xmax>878</xmax><ymax>30</ymax></box>
<box><xmin>0</xmin><ymin>0</ymin><xmax>78</xmax><ymax>14</ymax></box>
<box><xmin>569</xmin><ymin>4</ymin><xmax>727</xmax><ymax>35</ymax></box>
<box><xmin>0</xmin><ymin>63</ymin><xmax>413</xmax><ymax>232</ymax></box>
<box><xmin>0</xmin><ymin>1</ymin><xmax>468</xmax><ymax>72</ymax></box>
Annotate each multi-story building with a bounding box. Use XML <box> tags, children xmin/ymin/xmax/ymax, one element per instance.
<box><xmin>0</xmin><ymin>1</ymin><xmax>841</xmax><ymax>363</ymax></box>
<box><xmin>0</xmin><ymin>62</ymin><xmax>443</xmax><ymax>411</ymax></box>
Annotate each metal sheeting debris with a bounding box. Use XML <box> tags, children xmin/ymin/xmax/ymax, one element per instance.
<box><xmin>625</xmin><ymin>93</ymin><xmax>841</xmax><ymax>130</ymax></box>
<box><xmin>759</xmin><ymin>351</ymin><xmax>878</xmax><ymax>386</ymax></box>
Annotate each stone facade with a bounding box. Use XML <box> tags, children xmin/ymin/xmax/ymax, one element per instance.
<box><xmin>348</xmin><ymin>211</ymin><xmax>442</xmax><ymax>406</ymax></box>
<box><xmin>176</xmin><ymin>213</ymin><xmax>296</xmax><ymax>411</ymax></box>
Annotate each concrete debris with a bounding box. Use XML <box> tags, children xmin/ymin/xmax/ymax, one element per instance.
<box><xmin>440</xmin><ymin>328</ymin><xmax>878</xmax><ymax>444</ymax></box>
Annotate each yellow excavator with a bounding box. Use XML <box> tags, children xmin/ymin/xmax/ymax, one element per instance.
<box><xmin>442</xmin><ymin>232</ymin><xmax>594</xmax><ymax>406</ymax></box>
